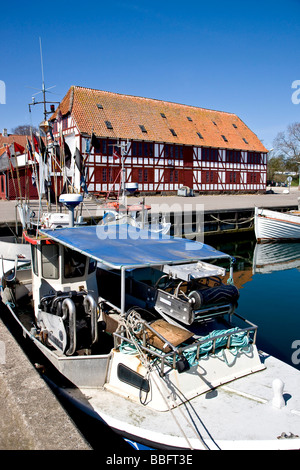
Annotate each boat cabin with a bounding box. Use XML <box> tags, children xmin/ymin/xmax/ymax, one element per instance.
<box><xmin>23</xmin><ymin>230</ymin><xmax>98</xmax><ymax>355</ymax></box>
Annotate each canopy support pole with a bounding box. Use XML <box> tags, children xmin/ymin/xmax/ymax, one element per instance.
<box><xmin>121</xmin><ymin>266</ymin><xmax>126</xmax><ymax>316</ymax></box>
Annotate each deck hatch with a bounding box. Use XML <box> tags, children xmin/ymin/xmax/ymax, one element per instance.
<box><xmin>117</xmin><ymin>363</ymin><xmax>150</xmax><ymax>392</ymax></box>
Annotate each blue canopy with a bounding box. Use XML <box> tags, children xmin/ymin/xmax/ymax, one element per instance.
<box><xmin>40</xmin><ymin>224</ymin><xmax>231</xmax><ymax>269</ymax></box>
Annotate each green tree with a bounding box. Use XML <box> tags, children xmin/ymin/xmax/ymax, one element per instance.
<box><xmin>267</xmin><ymin>153</ymin><xmax>286</xmax><ymax>181</ymax></box>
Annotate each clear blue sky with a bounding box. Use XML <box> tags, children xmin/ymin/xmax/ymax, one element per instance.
<box><xmin>1</xmin><ymin>0</ymin><xmax>300</xmax><ymax>150</ymax></box>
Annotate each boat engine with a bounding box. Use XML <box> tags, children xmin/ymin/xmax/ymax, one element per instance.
<box><xmin>37</xmin><ymin>291</ymin><xmax>98</xmax><ymax>355</ymax></box>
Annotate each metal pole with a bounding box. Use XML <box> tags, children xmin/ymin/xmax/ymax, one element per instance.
<box><xmin>121</xmin><ymin>266</ymin><xmax>126</xmax><ymax>316</ymax></box>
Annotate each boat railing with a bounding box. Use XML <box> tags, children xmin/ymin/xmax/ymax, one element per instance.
<box><xmin>113</xmin><ymin>312</ymin><xmax>258</xmax><ymax>376</ymax></box>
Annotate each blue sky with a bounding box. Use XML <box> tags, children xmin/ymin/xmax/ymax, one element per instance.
<box><xmin>0</xmin><ymin>0</ymin><xmax>299</xmax><ymax>150</ymax></box>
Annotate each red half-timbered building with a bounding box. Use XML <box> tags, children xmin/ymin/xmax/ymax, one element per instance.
<box><xmin>49</xmin><ymin>86</ymin><xmax>268</xmax><ymax>195</ymax></box>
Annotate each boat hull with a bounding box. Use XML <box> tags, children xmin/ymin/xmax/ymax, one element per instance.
<box><xmin>254</xmin><ymin>207</ymin><xmax>300</xmax><ymax>241</ymax></box>
<box><xmin>59</xmin><ymin>352</ymin><xmax>300</xmax><ymax>451</ymax></box>
<box><xmin>4</xmin><ymin>301</ymin><xmax>300</xmax><ymax>451</ymax></box>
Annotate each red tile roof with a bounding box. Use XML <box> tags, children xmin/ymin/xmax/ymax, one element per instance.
<box><xmin>0</xmin><ymin>134</ymin><xmax>29</xmax><ymax>150</ymax></box>
<box><xmin>51</xmin><ymin>86</ymin><xmax>268</xmax><ymax>153</ymax></box>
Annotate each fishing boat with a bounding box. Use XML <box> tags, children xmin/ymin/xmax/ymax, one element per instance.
<box><xmin>254</xmin><ymin>207</ymin><xmax>300</xmax><ymax>242</ymax></box>
<box><xmin>1</xmin><ymin>195</ymin><xmax>300</xmax><ymax>450</ymax></box>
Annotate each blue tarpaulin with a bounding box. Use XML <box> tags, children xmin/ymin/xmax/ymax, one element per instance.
<box><xmin>40</xmin><ymin>224</ymin><xmax>230</xmax><ymax>269</ymax></box>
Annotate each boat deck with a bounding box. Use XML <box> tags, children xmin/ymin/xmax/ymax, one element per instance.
<box><xmin>64</xmin><ymin>352</ymin><xmax>300</xmax><ymax>450</ymax></box>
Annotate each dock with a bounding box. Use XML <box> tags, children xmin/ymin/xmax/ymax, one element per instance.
<box><xmin>0</xmin><ymin>307</ymin><xmax>91</xmax><ymax>450</ymax></box>
<box><xmin>0</xmin><ymin>186</ymin><xmax>299</xmax><ymax>237</ymax></box>
<box><xmin>0</xmin><ymin>186</ymin><xmax>299</xmax><ymax>450</ymax></box>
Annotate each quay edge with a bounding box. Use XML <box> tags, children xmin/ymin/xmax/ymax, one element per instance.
<box><xmin>0</xmin><ymin>303</ymin><xmax>91</xmax><ymax>450</ymax></box>
<box><xmin>0</xmin><ymin>189</ymin><xmax>299</xmax><ymax>237</ymax></box>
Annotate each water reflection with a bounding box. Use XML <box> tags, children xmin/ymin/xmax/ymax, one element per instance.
<box><xmin>253</xmin><ymin>242</ymin><xmax>300</xmax><ymax>274</ymax></box>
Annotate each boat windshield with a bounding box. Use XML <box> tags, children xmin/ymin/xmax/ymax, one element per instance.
<box><xmin>64</xmin><ymin>246</ymin><xmax>87</xmax><ymax>279</ymax></box>
<box><xmin>41</xmin><ymin>244</ymin><xmax>59</xmax><ymax>279</ymax></box>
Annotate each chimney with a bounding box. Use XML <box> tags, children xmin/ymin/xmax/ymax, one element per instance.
<box><xmin>3</xmin><ymin>128</ymin><xmax>7</xmax><ymax>137</ymax></box>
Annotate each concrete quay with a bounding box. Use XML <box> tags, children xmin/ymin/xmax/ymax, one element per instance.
<box><xmin>0</xmin><ymin>309</ymin><xmax>91</xmax><ymax>450</ymax></box>
<box><xmin>0</xmin><ymin>187</ymin><xmax>299</xmax><ymax>229</ymax></box>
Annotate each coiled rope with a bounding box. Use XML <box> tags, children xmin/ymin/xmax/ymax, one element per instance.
<box><xmin>180</xmin><ymin>328</ymin><xmax>250</xmax><ymax>367</ymax></box>
<box><xmin>120</xmin><ymin>327</ymin><xmax>250</xmax><ymax>367</ymax></box>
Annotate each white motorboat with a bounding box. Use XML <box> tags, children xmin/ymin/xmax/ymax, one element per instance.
<box><xmin>0</xmin><ymin>235</ymin><xmax>31</xmax><ymax>277</ymax></box>
<box><xmin>254</xmin><ymin>207</ymin><xmax>300</xmax><ymax>242</ymax></box>
<box><xmin>1</xmin><ymin>199</ymin><xmax>300</xmax><ymax>450</ymax></box>
<box><xmin>0</xmin><ymin>194</ymin><xmax>86</xmax><ymax>276</ymax></box>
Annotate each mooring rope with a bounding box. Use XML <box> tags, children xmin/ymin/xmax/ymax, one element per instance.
<box><xmin>210</xmin><ymin>214</ymin><xmax>254</xmax><ymax>225</ymax></box>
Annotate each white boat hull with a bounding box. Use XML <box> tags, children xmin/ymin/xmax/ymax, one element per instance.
<box><xmin>5</xmin><ymin>301</ymin><xmax>300</xmax><ymax>451</ymax></box>
<box><xmin>254</xmin><ymin>207</ymin><xmax>300</xmax><ymax>241</ymax></box>
<box><xmin>60</xmin><ymin>352</ymin><xmax>300</xmax><ymax>451</ymax></box>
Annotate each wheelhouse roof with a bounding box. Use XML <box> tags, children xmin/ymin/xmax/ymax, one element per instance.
<box><xmin>39</xmin><ymin>224</ymin><xmax>231</xmax><ymax>269</ymax></box>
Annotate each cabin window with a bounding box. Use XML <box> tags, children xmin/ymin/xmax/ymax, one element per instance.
<box><xmin>88</xmin><ymin>258</ymin><xmax>97</xmax><ymax>274</ymax></box>
<box><xmin>64</xmin><ymin>247</ymin><xmax>87</xmax><ymax>279</ymax></box>
<box><xmin>31</xmin><ymin>245</ymin><xmax>38</xmax><ymax>276</ymax></box>
<box><xmin>41</xmin><ymin>244</ymin><xmax>59</xmax><ymax>279</ymax></box>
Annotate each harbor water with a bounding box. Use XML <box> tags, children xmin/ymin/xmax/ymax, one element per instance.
<box><xmin>210</xmin><ymin>234</ymin><xmax>300</xmax><ymax>372</ymax></box>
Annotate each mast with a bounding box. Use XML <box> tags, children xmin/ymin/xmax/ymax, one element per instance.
<box><xmin>28</xmin><ymin>38</ymin><xmax>60</xmax><ymax>208</ymax></box>
<box><xmin>28</xmin><ymin>38</ymin><xmax>60</xmax><ymax>128</ymax></box>
<box><xmin>39</xmin><ymin>37</ymin><xmax>47</xmax><ymax>123</ymax></box>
